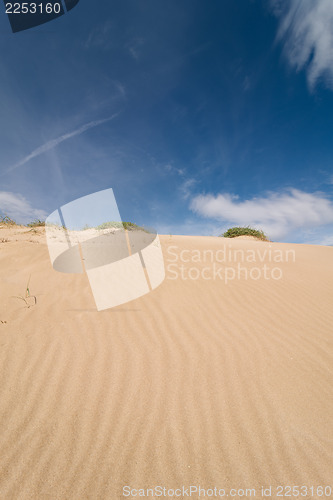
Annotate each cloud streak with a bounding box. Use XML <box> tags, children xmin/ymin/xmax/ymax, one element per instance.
<box><xmin>272</xmin><ymin>0</ymin><xmax>333</xmax><ymax>90</ymax></box>
<box><xmin>5</xmin><ymin>113</ymin><xmax>119</xmax><ymax>174</ymax></box>
<box><xmin>190</xmin><ymin>189</ymin><xmax>333</xmax><ymax>240</ymax></box>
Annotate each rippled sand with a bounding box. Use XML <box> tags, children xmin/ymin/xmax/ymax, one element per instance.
<box><xmin>0</xmin><ymin>227</ymin><xmax>332</xmax><ymax>499</ymax></box>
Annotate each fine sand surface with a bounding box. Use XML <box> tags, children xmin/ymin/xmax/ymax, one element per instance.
<box><xmin>0</xmin><ymin>226</ymin><xmax>332</xmax><ymax>499</ymax></box>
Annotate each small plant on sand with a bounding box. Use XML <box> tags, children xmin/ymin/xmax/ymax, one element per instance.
<box><xmin>0</xmin><ymin>214</ymin><xmax>16</xmax><ymax>225</ymax></box>
<box><xmin>12</xmin><ymin>275</ymin><xmax>37</xmax><ymax>308</ymax></box>
<box><xmin>221</xmin><ymin>226</ymin><xmax>269</xmax><ymax>241</ymax></box>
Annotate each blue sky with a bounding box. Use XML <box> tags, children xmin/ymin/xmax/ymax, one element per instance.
<box><xmin>0</xmin><ymin>0</ymin><xmax>333</xmax><ymax>244</ymax></box>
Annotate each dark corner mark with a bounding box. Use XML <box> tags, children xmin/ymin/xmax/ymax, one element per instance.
<box><xmin>63</xmin><ymin>0</ymin><xmax>80</xmax><ymax>12</ymax></box>
<box><xmin>3</xmin><ymin>0</ymin><xmax>81</xmax><ymax>33</ymax></box>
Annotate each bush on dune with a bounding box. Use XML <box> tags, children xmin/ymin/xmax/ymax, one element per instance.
<box><xmin>221</xmin><ymin>226</ymin><xmax>269</xmax><ymax>241</ymax></box>
<box><xmin>27</xmin><ymin>219</ymin><xmax>45</xmax><ymax>227</ymax></box>
<box><xmin>96</xmin><ymin>221</ymin><xmax>145</xmax><ymax>231</ymax></box>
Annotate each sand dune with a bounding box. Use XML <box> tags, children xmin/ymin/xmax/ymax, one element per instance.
<box><xmin>0</xmin><ymin>226</ymin><xmax>332</xmax><ymax>499</ymax></box>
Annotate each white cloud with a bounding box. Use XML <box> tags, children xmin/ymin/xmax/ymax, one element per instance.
<box><xmin>5</xmin><ymin>114</ymin><xmax>119</xmax><ymax>174</ymax></box>
<box><xmin>190</xmin><ymin>189</ymin><xmax>333</xmax><ymax>240</ymax></box>
<box><xmin>0</xmin><ymin>191</ymin><xmax>47</xmax><ymax>223</ymax></box>
<box><xmin>272</xmin><ymin>0</ymin><xmax>333</xmax><ymax>90</ymax></box>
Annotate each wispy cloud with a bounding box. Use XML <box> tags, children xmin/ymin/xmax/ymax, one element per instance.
<box><xmin>0</xmin><ymin>191</ymin><xmax>47</xmax><ymax>223</ymax></box>
<box><xmin>164</xmin><ymin>164</ymin><xmax>185</xmax><ymax>176</ymax></box>
<box><xmin>190</xmin><ymin>189</ymin><xmax>333</xmax><ymax>240</ymax></box>
<box><xmin>126</xmin><ymin>38</ymin><xmax>145</xmax><ymax>61</ymax></box>
<box><xmin>84</xmin><ymin>21</ymin><xmax>113</xmax><ymax>50</ymax></box>
<box><xmin>179</xmin><ymin>178</ymin><xmax>197</xmax><ymax>200</ymax></box>
<box><xmin>163</xmin><ymin>164</ymin><xmax>197</xmax><ymax>200</ymax></box>
<box><xmin>5</xmin><ymin>114</ymin><xmax>119</xmax><ymax>174</ymax></box>
<box><xmin>271</xmin><ymin>0</ymin><xmax>333</xmax><ymax>90</ymax></box>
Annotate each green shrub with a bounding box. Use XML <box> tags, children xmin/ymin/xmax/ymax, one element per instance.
<box><xmin>27</xmin><ymin>219</ymin><xmax>45</xmax><ymax>227</ymax></box>
<box><xmin>221</xmin><ymin>226</ymin><xmax>269</xmax><ymax>241</ymax></box>
<box><xmin>95</xmin><ymin>221</ymin><xmax>124</xmax><ymax>230</ymax></box>
<box><xmin>122</xmin><ymin>221</ymin><xmax>141</xmax><ymax>231</ymax></box>
<box><xmin>96</xmin><ymin>221</ymin><xmax>143</xmax><ymax>231</ymax></box>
